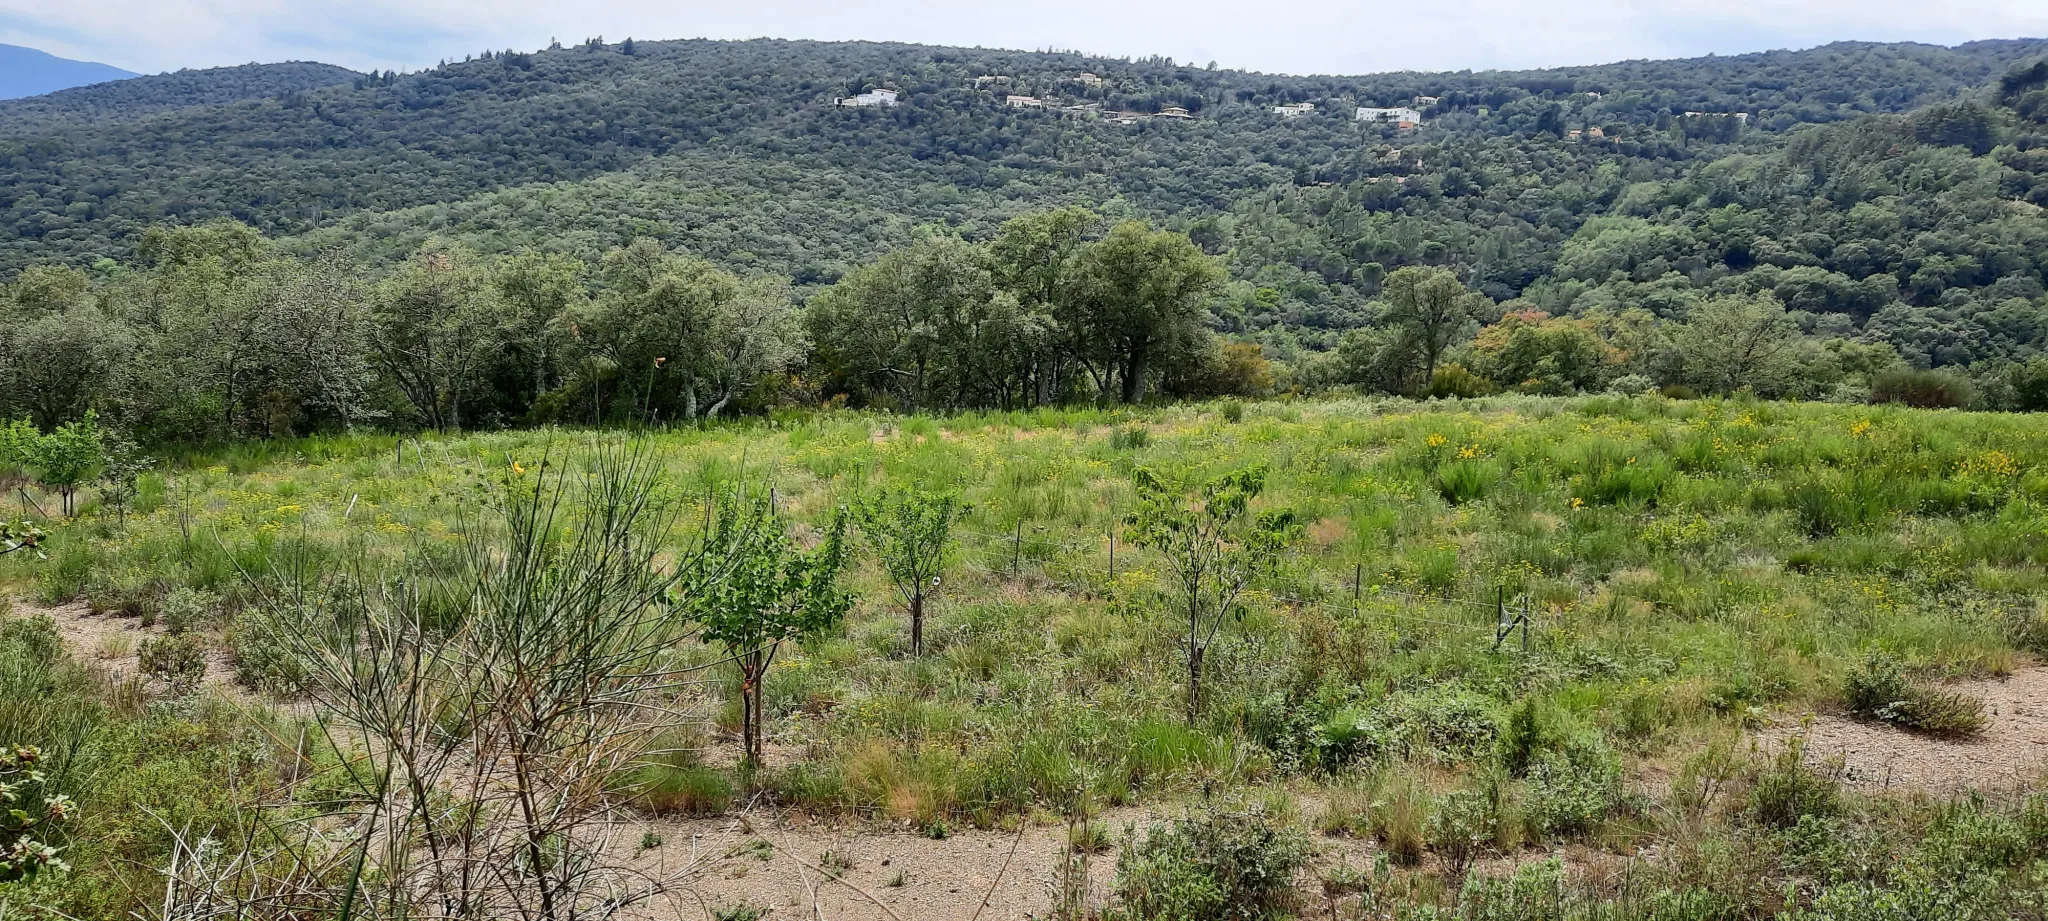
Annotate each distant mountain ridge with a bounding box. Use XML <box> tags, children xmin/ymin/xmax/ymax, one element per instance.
<box><xmin>0</xmin><ymin>43</ymin><xmax>136</xmax><ymax>100</ymax></box>
<box><xmin>0</xmin><ymin>60</ymin><xmax>361</xmax><ymax>130</ymax></box>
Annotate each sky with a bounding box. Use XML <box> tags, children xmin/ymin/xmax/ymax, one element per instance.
<box><xmin>3</xmin><ymin>0</ymin><xmax>2046</xmax><ymax>78</ymax></box>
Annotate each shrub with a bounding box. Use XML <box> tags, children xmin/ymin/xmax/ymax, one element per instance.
<box><xmin>1608</xmin><ymin>374</ymin><xmax>1656</xmax><ymax>396</ymax></box>
<box><xmin>1426</xmin><ymin>364</ymin><xmax>1494</xmax><ymax>399</ymax></box>
<box><xmin>225</xmin><ymin>606</ymin><xmax>310</xmax><ymax>694</ymax></box>
<box><xmin>1110</xmin><ymin>806</ymin><xmax>1307</xmax><ymax>921</ymax></box>
<box><xmin>1523</xmin><ymin>744</ymin><xmax>1620</xmax><ymax>839</ymax></box>
<box><xmin>1748</xmin><ymin>739</ymin><xmax>1839</xmax><ymax>829</ymax></box>
<box><xmin>1842</xmin><ymin>651</ymin><xmax>1986</xmax><ymax>737</ymax></box>
<box><xmin>1219</xmin><ymin>401</ymin><xmax>1245</xmax><ymax>424</ymax></box>
<box><xmin>1870</xmin><ymin>368</ymin><xmax>1976</xmax><ymax>409</ymax></box>
<box><xmin>159</xmin><ymin>586</ymin><xmax>224</xmax><ymax>635</ymax></box>
<box><xmin>138</xmin><ymin>632</ymin><xmax>206</xmax><ymax>695</ymax></box>
<box><xmin>1430</xmin><ymin>784</ymin><xmax>1509</xmax><ymax>877</ymax></box>
<box><xmin>1111</xmin><ymin>425</ymin><xmax>1151</xmax><ymax>450</ymax></box>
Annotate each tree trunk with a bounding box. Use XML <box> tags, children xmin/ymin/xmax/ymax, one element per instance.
<box><xmin>1122</xmin><ymin>338</ymin><xmax>1150</xmax><ymax>404</ymax></box>
<box><xmin>1186</xmin><ymin>642</ymin><xmax>1205</xmax><ymax>723</ymax></box>
<box><xmin>910</xmin><ymin>591</ymin><xmax>925</xmax><ymax>657</ymax></box>
<box><xmin>740</xmin><ymin>659</ymin><xmax>762</xmax><ymax>771</ymax></box>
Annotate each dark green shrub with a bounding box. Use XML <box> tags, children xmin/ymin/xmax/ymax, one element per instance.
<box><xmin>1748</xmin><ymin>740</ymin><xmax>1839</xmax><ymax>829</ymax></box>
<box><xmin>1219</xmin><ymin>401</ymin><xmax>1245</xmax><ymax>423</ymax></box>
<box><xmin>1870</xmin><ymin>368</ymin><xmax>1976</xmax><ymax>409</ymax></box>
<box><xmin>1842</xmin><ymin>652</ymin><xmax>1986</xmax><ymax>737</ymax></box>
<box><xmin>1426</xmin><ymin>364</ymin><xmax>1494</xmax><ymax>399</ymax></box>
<box><xmin>1110</xmin><ymin>806</ymin><xmax>1307</xmax><ymax>921</ymax></box>
<box><xmin>1111</xmin><ymin>425</ymin><xmax>1151</xmax><ymax>450</ymax></box>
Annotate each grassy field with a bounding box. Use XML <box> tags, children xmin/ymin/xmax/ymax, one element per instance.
<box><xmin>6</xmin><ymin>394</ymin><xmax>2048</xmax><ymax>918</ymax></box>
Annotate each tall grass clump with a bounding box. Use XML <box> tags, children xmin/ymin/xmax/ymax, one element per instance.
<box><xmin>1843</xmin><ymin>651</ymin><xmax>1987</xmax><ymax>737</ymax></box>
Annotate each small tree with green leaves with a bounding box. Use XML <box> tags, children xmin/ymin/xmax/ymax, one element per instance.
<box><xmin>1125</xmin><ymin>465</ymin><xmax>1300</xmax><ymax>722</ymax></box>
<box><xmin>855</xmin><ymin>487</ymin><xmax>963</xmax><ymax>657</ymax></box>
<box><xmin>677</xmin><ymin>493</ymin><xmax>851</xmax><ymax>769</ymax></box>
<box><xmin>25</xmin><ymin>412</ymin><xmax>105</xmax><ymax>517</ymax></box>
<box><xmin>95</xmin><ymin>434</ymin><xmax>152</xmax><ymax>524</ymax></box>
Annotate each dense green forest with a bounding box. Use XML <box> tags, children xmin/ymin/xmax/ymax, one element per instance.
<box><xmin>3</xmin><ymin>37</ymin><xmax>2048</xmax><ymax>439</ymax></box>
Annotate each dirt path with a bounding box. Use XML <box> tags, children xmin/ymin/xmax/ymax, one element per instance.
<box><xmin>1759</xmin><ymin>667</ymin><xmax>2048</xmax><ymax>792</ymax></box>
<box><xmin>618</xmin><ymin>811</ymin><xmax>1143</xmax><ymax>921</ymax></box>
<box><xmin>12</xmin><ymin>597</ymin><xmax>238</xmax><ymax>692</ymax></box>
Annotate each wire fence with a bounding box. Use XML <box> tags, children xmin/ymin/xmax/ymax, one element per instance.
<box><xmin>943</xmin><ymin>519</ymin><xmax>1540</xmax><ymax>649</ymax></box>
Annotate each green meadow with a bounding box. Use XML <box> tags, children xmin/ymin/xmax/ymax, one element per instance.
<box><xmin>6</xmin><ymin>394</ymin><xmax>2048</xmax><ymax>918</ymax></box>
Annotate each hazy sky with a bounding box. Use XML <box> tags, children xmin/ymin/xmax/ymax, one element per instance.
<box><xmin>5</xmin><ymin>0</ymin><xmax>2046</xmax><ymax>77</ymax></box>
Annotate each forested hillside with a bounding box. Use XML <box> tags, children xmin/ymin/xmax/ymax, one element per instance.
<box><xmin>3</xmin><ymin>36</ymin><xmax>2048</xmax><ymax>436</ymax></box>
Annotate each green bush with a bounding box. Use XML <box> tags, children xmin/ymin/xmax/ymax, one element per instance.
<box><xmin>1870</xmin><ymin>368</ymin><xmax>1977</xmax><ymax>409</ymax></box>
<box><xmin>224</xmin><ymin>605</ymin><xmax>310</xmax><ymax>694</ymax></box>
<box><xmin>1843</xmin><ymin>651</ymin><xmax>1986</xmax><ymax>737</ymax></box>
<box><xmin>1426</xmin><ymin>364</ymin><xmax>1494</xmax><ymax>399</ymax></box>
<box><xmin>158</xmin><ymin>586</ymin><xmax>224</xmax><ymax>635</ymax></box>
<box><xmin>1748</xmin><ymin>740</ymin><xmax>1839</xmax><ymax>830</ymax></box>
<box><xmin>1523</xmin><ymin>744</ymin><xmax>1620</xmax><ymax>838</ymax></box>
<box><xmin>1433</xmin><ymin>459</ymin><xmax>1499</xmax><ymax>504</ymax></box>
<box><xmin>1110</xmin><ymin>805</ymin><xmax>1307</xmax><ymax>921</ymax></box>
<box><xmin>137</xmin><ymin>633</ymin><xmax>206</xmax><ymax>696</ymax></box>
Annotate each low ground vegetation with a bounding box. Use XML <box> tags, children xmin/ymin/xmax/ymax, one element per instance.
<box><xmin>2</xmin><ymin>395</ymin><xmax>2047</xmax><ymax>918</ymax></box>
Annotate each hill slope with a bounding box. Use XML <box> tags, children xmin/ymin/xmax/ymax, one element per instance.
<box><xmin>0</xmin><ymin>43</ymin><xmax>135</xmax><ymax>99</ymax></box>
<box><xmin>3</xmin><ymin>37</ymin><xmax>2045</xmax><ymax>275</ymax></box>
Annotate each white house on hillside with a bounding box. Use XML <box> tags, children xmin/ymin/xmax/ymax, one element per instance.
<box><xmin>1357</xmin><ymin>106</ymin><xmax>1423</xmax><ymax>124</ymax></box>
<box><xmin>1273</xmin><ymin>102</ymin><xmax>1316</xmax><ymax>118</ymax></box>
<box><xmin>1006</xmin><ymin>95</ymin><xmax>1045</xmax><ymax>108</ymax></box>
<box><xmin>838</xmin><ymin>88</ymin><xmax>899</xmax><ymax>107</ymax></box>
<box><xmin>1075</xmin><ymin>72</ymin><xmax>1104</xmax><ymax>86</ymax></box>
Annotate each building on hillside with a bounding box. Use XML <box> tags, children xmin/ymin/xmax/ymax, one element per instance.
<box><xmin>1413</xmin><ymin>95</ymin><xmax>1440</xmax><ymax>106</ymax></box>
<box><xmin>1157</xmin><ymin>106</ymin><xmax>1193</xmax><ymax>118</ymax></box>
<box><xmin>1006</xmin><ymin>94</ymin><xmax>1045</xmax><ymax>108</ymax></box>
<box><xmin>837</xmin><ymin>88</ymin><xmax>899</xmax><ymax>107</ymax></box>
<box><xmin>974</xmin><ymin>75</ymin><xmax>1012</xmax><ymax>86</ymax></box>
<box><xmin>1586</xmin><ymin>126</ymin><xmax>1606</xmax><ymax>139</ymax></box>
<box><xmin>1357</xmin><ymin>106</ymin><xmax>1423</xmax><ymax>124</ymax></box>
<box><xmin>1566</xmin><ymin>128</ymin><xmax>1582</xmax><ymax>139</ymax></box>
<box><xmin>1683</xmin><ymin>111</ymin><xmax>1751</xmax><ymax>122</ymax></box>
<box><xmin>1273</xmin><ymin>102</ymin><xmax>1316</xmax><ymax>118</ymax></box>
<box><xmin>1075</xmin><ymin>72</ymin><xmax>1104</xmax><ymax>86</ymax></box>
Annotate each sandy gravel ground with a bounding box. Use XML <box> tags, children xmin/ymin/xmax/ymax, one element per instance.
<box><xmin>1759</xmin><ymin>667</ymin><xmax>2048</xmax><ymax>793</ymax></box>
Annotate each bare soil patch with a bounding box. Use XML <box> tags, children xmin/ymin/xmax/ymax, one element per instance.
<box><xmin>1759</xmin><ymin>667</ymin><xmax>2048</xmax><ymax>793</ymax></box>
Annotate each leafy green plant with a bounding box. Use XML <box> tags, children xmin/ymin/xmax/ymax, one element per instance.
<box><xmin>1843</xmin><ymin>651</ymin><xmax>1987</xmax><ymax>737</ymax></box>
<box><xmin>0</xmin><ymin>745</ymin><xmax>74</xmax><ymax>882</ymax></box>
<box><xmin>854</xmin><ymin>486</ymin><xmax>963</xmax><ymax>657</ymax></box>
<box><xmin>1749</xmin><ymin>739</ymin><xmax>1840</xmax><ymax>830</ymax></box>
<box><xmin>23</xmin><ymin>412</ymin><xmax>107</xmax><ymax>517</ymax></box>
<box><xmin>676</xmin><ymin>490</ymin><xmax>851</xmax><ymax>768</ymax></box>
<box><xmin>138</xmin><ymin>631</ymin><xmax>206</xmax><ymax>696</ymax></box>
<box><xmin>1110</xmin><ymin>806</ymin><xmax>1307</xmax><ymax>921</ymax></box>
<box><xmin>1125</xmin><ymin>465</ymin><xmax>1300</xmax><ymax>720</ymax></box>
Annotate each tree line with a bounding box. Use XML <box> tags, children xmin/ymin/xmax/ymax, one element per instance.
<box><xmin>0</xmin><ymin>210</ymin><xmax>1274</xmax><ymax>443</ymax></box>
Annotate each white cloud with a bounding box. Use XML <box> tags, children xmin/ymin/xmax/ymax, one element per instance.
<box><xmin>3</xmin><ymin>0</ymin><xmax>2045</xmax><ymax>76</ymax></box>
